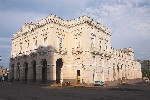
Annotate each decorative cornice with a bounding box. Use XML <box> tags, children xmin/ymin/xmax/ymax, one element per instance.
<box><xmin>12</xmin><ymin>14</ymin><xmax>111</xmax><ymax>40</ymax></box>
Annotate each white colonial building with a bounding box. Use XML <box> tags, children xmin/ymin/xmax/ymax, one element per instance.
<box><xmin>9</xmin><ymin>14</ymin><xmax>142</xmax><ymax>85</ymax></box>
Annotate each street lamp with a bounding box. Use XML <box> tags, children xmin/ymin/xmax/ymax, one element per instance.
<box><xmin>0</xmin><ymin>56</ymin><xmax>1</xmax><ymax>61</ymax></box>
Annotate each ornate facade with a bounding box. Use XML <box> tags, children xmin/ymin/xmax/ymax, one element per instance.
<box><xmin>9</xmin><ymin>15</ymin><xmax>142</xmax><ymax>85</ymax></box>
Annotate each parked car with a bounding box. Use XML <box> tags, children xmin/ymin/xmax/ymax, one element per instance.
<box><xmin>143</xmin><ymin>77</ymin><xmax>150</xmax><ymax>83</ymax></box>
<box><xmin>94</xmin><ymin>81</ymin><xmax>105</xmax><ymax>86</ymax></box>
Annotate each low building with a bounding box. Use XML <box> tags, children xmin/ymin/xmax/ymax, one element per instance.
<box><xmin>9</xmin><ymin>15</ymin><xmax>142</xmax><ymax>85</ymax></box>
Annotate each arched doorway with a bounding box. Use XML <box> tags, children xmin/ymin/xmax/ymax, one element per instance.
<box><xmin>23</xmin><ymin>62</ymin><xmax>28</xmax><ymax>82</ymax></box>
<box><xmin>17</xmin><ymin>63</ymin><xmax>21</xmax><ymax>81</ymax></box>
<box><xmin>42</xmin><ymin>59</ymin><xmax>47</xmax><ymax>83</ymax></box>
<box><xmin>11</xmin><ymin>64</ymin><xmax>14</xmax><ymax>82</ymax></box>
<box><xmin>56</xmin><ymin>58</ymin><xmax>63</xmax><ymax>83</ymax></box>
<box><xmin>32</xmin><ymin>61</ymin><xmax>36</xmax><ymax>83</ymax></box>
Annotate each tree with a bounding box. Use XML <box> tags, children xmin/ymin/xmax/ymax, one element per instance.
<box><xmin>141</xmin><ymin>60</ymin><xmax>150</xmax><ymax>78</ymax></box>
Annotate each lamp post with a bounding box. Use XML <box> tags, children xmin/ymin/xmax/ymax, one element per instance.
<box><xmin>0</xmin><ymin>56</ymin><xmax>1</xmax><ymax>67</ymax></box>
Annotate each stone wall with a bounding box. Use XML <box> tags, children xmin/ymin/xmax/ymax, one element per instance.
<box><xmin>9</xmin><ymin>14</ymin><xmax>142</xmax><ymax>85</ymax></box>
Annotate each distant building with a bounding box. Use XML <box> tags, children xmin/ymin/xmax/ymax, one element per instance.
<box><xmin>0</xmin><ymin>66</ymin><xmax>9</xmax><ymax>77</ymax></box>
<box><xmin>9</xmin><ymin>15</ymin><xmax>142</xmax><ymax>85</ymax></box>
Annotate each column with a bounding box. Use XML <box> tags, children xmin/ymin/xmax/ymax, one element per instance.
<box><xmin>47</xmin><ymin>64</ymin><xmax>56</xmax><ymax>84</ymax></box>
<box><xmin>36</xmin><ymin>64</ymin><xmax>42</xmax><ymax>83</ymax></box>
<box><xmin>19</xmin><ymin>64</ymin><xmax>24</xmax><ymax>82</ymax></box>
<box><xmin>14</xmin><ymin>64</ymin><xmax>18</xmax><ymax>81</ymax></box>
<box><xmin>27</xmin><ymin>64</ymin><xmax>33</xmax><ymax>83</ymax></box>
<box><xmin>102</xmin><ymin>58</ymin><xmax>104</xmax><ymax>82</ymax></box>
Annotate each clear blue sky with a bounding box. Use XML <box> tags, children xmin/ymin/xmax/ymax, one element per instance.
<box><xmin>0</xmin><ymin>0</ymin><xmax>150</xmax><ymax>68</ymax></box>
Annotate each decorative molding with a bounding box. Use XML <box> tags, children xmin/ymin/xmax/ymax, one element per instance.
<box><xmin>12</xmin><ymin>14</ymin><xmax>111</xmax><ymax>40</ymax></box>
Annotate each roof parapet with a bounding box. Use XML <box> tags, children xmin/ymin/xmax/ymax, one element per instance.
<box><xmin>12</xmin><ymin>14</ymin><xmax>111</xmax><ymax>39</ymax></box>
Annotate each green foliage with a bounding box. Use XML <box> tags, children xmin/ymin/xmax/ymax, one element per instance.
<box><xmin>142</xmin><ymin>69</ymin><xmax>150</xmax><ymax>78</ymax></box>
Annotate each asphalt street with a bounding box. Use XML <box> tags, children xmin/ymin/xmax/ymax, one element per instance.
<box><xmin>0</xmin><ymin>82</ymin><xmax>150</xmax><ymax>100</ymax></box>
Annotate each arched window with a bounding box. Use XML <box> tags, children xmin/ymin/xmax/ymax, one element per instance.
<box><xmin>35</xmin><ymin>40</ymin><xmax>37</xmax><ymax>46</ymax></box>
<box><xmin>91</xmin><ymin>37</ymin><xmax>95</xmax><ymax>48</ymax></box>
<box><xmin>44</xmin><ymin>37</ymin><xmax>47</xmax><ymax>46</ymax></box>
<box><xmin>19</xmin><ymin>45</ymin><xmax>22</xmax><ymax>54</ymax></box>
<box><xmin>33</xmin><ymin>36</ymin><xmax>38</xmax><ymax>50</ymax></box>
<box><xmin>105</xmin><ymin>43</ymin><xmax>107</xmax><ymax>51</ymax></box>
<box><xmin>59</xmin><ymin>37</ymin><xmax>62</xmax><ymax>49</ymax></box>
<box><xmin>44</xmin><ymin>37</ymin><xmax>47</xmax><ymax>43</ymax></box>
<box><xmin>33</xmin><ymin>40</ymin><xmax>37</xmax><ymax>50</ymax></box>
<box><xmin>90</xmin><ymin>33</ymin><xmax>96</xmax><ymax>48</ymax></box>
<box><xmin>57</xmin><ymin>34</ymin><xmax>64</xmax><ymax>50</ymax></box>
<box><xmin>27</xmin><ymin>42</ymin><xmax>29</xmax><ymax>48</ymax></box>
<box><xmin>99</xmin><ymin>41</ymin><xmax>101</xmax><ymax>48</ymax></box>
<box><xmin>74</xmin><ymin>33</ymin><xmax>81</xmax><ymax>48</ymax></box>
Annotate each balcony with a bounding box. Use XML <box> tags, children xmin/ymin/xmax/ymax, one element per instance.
<box><xmin>72</xmin><ymin>47</ymin><xmax>83</xmax><ymax>55</ymax></box>
<box><xmin>90</xmin><ymin>47</ymin><xmax>103</xmax><ymax>55</ymax></box>
<box><xmin>58</xmin><ymin>48</ymin><xmax>67</xmax><ymax>55</ymax></box>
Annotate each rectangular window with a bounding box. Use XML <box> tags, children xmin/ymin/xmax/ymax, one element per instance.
<box><xmin>77</xmin><ymin>70</ymin><xmax>80</xmax><ymax>76</ymax></box>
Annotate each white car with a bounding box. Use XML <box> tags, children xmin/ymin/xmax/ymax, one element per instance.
<box><xmin>94</xmin><ymin>81</ymin><xmax>105</xmax><ymax>86</ymax></box>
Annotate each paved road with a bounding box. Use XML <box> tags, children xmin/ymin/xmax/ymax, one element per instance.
<box><xmin>0</xmin><ymin>82</ymin><xmax>150</xmax><ymax>100</ymax></box>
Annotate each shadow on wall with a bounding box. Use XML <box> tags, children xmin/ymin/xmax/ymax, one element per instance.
<box><xmin>9</xmin><ymin>45</ymin><xmax>60</xmax><ymax>84</ymax></box>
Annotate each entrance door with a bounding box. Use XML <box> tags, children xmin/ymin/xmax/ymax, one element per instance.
<box><xmin>77</xmin><ymin>70</ymin><xmax>80</xmax><ymax>83</ymax></box>
<box><xmin>42</xmin><ymin>59</ymin><xmax>47</xmax><ymax>83</ymax></box>
<box><xmin>56</xmin><ymin>58</ymin><xmax>63</xmax><ymax>83</ymax></box>
<box><xmin>33</xmin><ymin>61</ymin><xmax>36</xmax><ymax>83</ymax></box>
<box><xmin>25</xmin><ymin>62</ymin><xmax>28</xmax><ymax>82</ymax></box>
